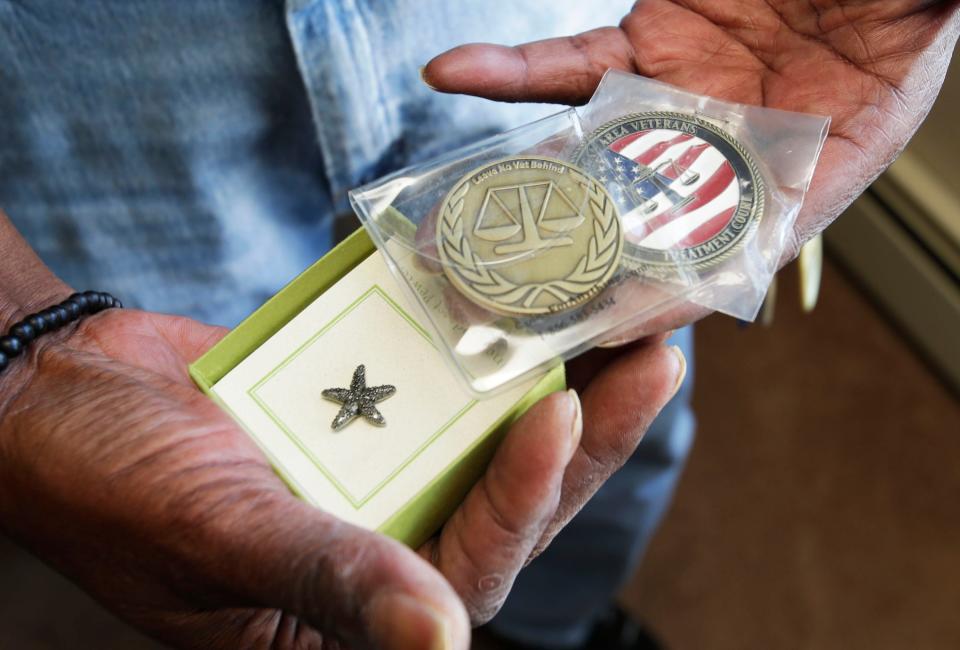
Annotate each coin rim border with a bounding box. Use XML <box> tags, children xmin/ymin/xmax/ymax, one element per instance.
<box><xmin>435</xmin><ymin>155</ymin><xmax>624</xmax><ymax>317</ymax></box>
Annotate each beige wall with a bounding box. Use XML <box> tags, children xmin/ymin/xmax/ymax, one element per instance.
<box><xmin>910</xmin><ymin>50</ymin><xmax>960</xmax><ymax>200</ymax></box>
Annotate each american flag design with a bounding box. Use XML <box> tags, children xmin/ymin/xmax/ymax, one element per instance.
<box><xmin>576</xmin><ymin>114</ymin><xmax>760</xmax><ymax>267</ymax></box>
<box><xmin>599</xmin><ymin>129</ymin><xmax>740</xmax><ymax>249</ymax></box>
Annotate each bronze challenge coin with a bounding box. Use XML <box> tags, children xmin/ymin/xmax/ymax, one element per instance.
<box><xmin>436</xmin><ymin>156</ymin><xmax>623</xmax><ymax>317</ymax></box>
<box><xmin>572</xmin><ymin>112</ymin><xmax>765</xmax><ymax>272</ymax></box>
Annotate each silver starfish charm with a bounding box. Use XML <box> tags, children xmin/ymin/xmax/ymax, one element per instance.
<box><xmin>321</xmin><ymin>364</ymin><xmax>396</xmax><ymax>431</ymax></box>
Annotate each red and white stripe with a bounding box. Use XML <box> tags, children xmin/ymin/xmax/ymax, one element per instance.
<box><xmin>610</xmin><ymin>129</ymin><xmax>740</xmax><ymax>250</ymax></box>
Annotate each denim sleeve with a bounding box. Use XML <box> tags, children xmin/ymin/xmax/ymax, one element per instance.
<box><xmin>0</xmin><ymin>0</ymin><xmax>628</xmax><ymax>324</ymax></box>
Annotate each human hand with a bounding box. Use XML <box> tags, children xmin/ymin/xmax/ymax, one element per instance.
<box><xmin>0</xmin><ymin>305</ymin><xmax>684</xmax><ymax>649</ymax></box>
<box><xmin>424</xmin><ymin>0</ymin><xmax>960</xmax><ymax>261</ymax></box>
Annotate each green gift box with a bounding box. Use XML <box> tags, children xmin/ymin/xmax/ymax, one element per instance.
<box><xmin>190</xmin><ymin>228</ymin><xmax>565</xmax><ymax>548</ymax></box>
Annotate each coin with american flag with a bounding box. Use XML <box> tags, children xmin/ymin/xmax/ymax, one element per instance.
<box><xmin>572</xmin><ymin>112</ymin><xmax>764</xmax><ymax>272</ymax></box>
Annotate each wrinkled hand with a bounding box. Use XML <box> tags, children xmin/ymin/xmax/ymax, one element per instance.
<box><xmin>0</xmin><ymin>306</ymin><xmax>683</xmax><ymax>649</ymax></box>
<box><xmin>424</xmin><ymin>0</ymin><xmax>960</xmax><ymax>259</ymax></box>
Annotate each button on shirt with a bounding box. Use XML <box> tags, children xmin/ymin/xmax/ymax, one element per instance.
<box><xmin>0</xmin><ymin>0</ymin><xmax>625</xmax><ymax>325</ymax></box>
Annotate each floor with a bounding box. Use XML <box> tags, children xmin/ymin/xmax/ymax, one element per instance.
<box><xmin>1</xmin><ymin>256</ymin><xmax>957</xmax><ymax>649</ymax></box>
<box><xmin>623</xmin><ymin>259</ymin><xmax>960</xmax><ymax>650</ymax></box>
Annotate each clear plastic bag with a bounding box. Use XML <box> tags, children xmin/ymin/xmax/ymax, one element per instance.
<box><xmin>350</xmin><ymin>70</ymin><xmax>829</xmax><ymax>395</ymax></box>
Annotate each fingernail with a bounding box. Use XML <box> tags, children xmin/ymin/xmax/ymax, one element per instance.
<box><xmin>598</xmin><ymin>329</ymin><xmax>672</xmax><ymax>348</ymax></box>
<box><xmin>596</xmin><ymin>338</ymin><xmax>626</xmax><ymax>348</ymax></box>
<box><xmin>669</xmin><ymin>345</ymin><xmax>687</xmax><ymax>398</ymax></box>
<box><xmin>567</xmin><ymin>389</ymin><xmax>582</xmax><ymax>455</ymax></box>
<box><xmin>369</xmin><ymin>593</ymin><xmax>451</xmax><ymax>650</ymax></box>
<box><xmin>597</xmin><ymin>331</ymin><xmax>634</xmax><ymax>348</ymax></box>
<box><xmin>419</xmin><ymin>65</ymin><xmax>438</xmax><ymax>91</ymax></box>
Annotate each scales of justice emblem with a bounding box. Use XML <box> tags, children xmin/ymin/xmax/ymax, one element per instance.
<box><xmin>472</xmin><ymin>179</ymin><xmax>585</xmax><ymax>257</ymax></box>
<box><xmin>627</xmin><ymin>158</ymin><xmax>701</xmax><ymax>216</ymax></box>
<box><xmin>436</xmin><ymin>156</ymin><xmax>624</xmax><ymax>317</ymax></box>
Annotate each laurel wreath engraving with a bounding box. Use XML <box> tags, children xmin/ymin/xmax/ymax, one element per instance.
<box><xmin>440</xmin><ymin>169</ymin><xmax>620</xmax><ymax>312</ymax></box>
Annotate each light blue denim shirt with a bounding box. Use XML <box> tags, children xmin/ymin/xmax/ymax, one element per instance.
<box><xmin>0</xmin><ymin>1</ymin><xmax>626</xmax><ymax>325</ymax></box>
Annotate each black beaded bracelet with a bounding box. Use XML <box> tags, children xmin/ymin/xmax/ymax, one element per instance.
<box><xmin>0</xmin><ymin>291</ymin><xmax>122</xmax><ymax>374</ymax></box>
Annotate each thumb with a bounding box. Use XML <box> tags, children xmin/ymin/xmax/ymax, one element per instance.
<box><xmin>422</xmin><ymin>27</ymin><xmax>636</xmax><ymax>104</ymax></box>
<box><xmin>206</xmin><ymin>494</ymin><xmax>470</xmax><ymax>649</ymax></box>
<box><xmin>531</xmin><ymin>340</ymin><xmax>687</xmax><ymax>554</ymax></box>
<box><xmin>420</xmin><ymin>390</ymin><xmax>581</xmax><ymax>623</ymax></box>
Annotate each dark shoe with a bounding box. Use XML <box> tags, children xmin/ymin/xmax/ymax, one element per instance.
<box><xmin>584</xmin><ymin>607</ymin><xmax>662</xmax><ymax>650</ymax></box>
<box><xmin>473</xmin><ymin>607</ymin><xmax>663</xmax><ymax>650</ymax></box>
